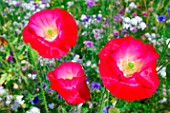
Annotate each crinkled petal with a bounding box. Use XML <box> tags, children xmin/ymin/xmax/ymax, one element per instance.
<box><xmin>22</xmin><ymin>8</ymin><xmax>78</xmax><ymax>58</ymax></box>
<box><xmin>47</xmin><ymin>62</ymin><xmax>90</xmax><ymax>105</ymax></box>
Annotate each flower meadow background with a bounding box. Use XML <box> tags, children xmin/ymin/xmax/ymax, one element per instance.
<box><xmin>0</xmin><ymin>0</ymin><xmax>170</xmax><ymax>113</ymax></box>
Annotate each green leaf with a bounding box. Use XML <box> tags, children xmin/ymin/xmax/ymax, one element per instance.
<box><xmin>28</xmin><ymin>47</ymin><xmax>38</xmax><ymax>64</ymax></box>
<box><xmin>108</xmin><ymin>107</ymin><xmax>120</xmax><ymax>113</ymax></box>
<box><xmin>82</xmin><ymin>107</ymin><xmax>89</xmax><ymax>113</ymax></box>
<box><xmin>0</xmin><ymin>73</ymin><xmax>11</xmax><ymax>84</ymax></box>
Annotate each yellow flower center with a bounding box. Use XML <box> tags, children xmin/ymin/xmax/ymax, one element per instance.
<box><xmin>118</xmin><ymin>57</ymin><xmax>142</xmax><ymax>77</ymax></box>
<box><xmin>67</xmin><ymin>76</ymin><xmax>73</xmax><ymax>80</ymax></box>
<box><xmin>43</xmin><ymin>26</ymin><xmax>59</xmax><ymax>41</ymax></box>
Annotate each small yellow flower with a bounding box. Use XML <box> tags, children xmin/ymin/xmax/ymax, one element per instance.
<box><xmin>96</xmin><ymin>90</ymin><xmax>100</xmax><ymax>93</ymax></box>
<box><xmin>18</xmin><ymin>55</ymin><xmax>24</xmax><ymax>60</ymax></box>
<box><xmin>111</xmin><ymin>98</ymin><xmax>115</xmax><ymax>103</ymax></box>
<box><xmin>22</xmin><ymin>104</ymin><xmax>26</xmax><ymax>108</ymax></box>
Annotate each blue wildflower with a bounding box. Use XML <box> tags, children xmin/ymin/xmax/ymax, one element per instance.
<box><xmin>168</xmin><ymin>8</ymin><xmax>170</xmax><ymax>13</ymax></box>
<box><xmin>46</xmin><ymin>75</ymin><xmax>49</xmax><ymax>81</ymax></box>
<box><xmin>106</xmin><ymin>18</ymin><xmax>109</xmax><ymax>22</ymax></box>
<box><xmin>158</xmin><ymin>15</ymin><xmax>166</xmax><ymax>22</ymax></box>
<box><xmin>58</xmin><ymin>94</ymin><xmax>62</xmax><ymax>99</ymax></box>
<box><xmin>48</xmin><ymin>89</ymin><xmax>54</xmax><ymax>93</ymax></box>
<box><xmin>96</xmin><ymin>14</ymin><xmax>102</xmax><ymax>21</ymax></box>
<box><xmin>86</xmin><ymin>78</ymin><xmax>91</xmax><ymax>82</ymax></box>
<box><xmin>38</xmin><ymin>82</ymin><xmax>47</xmax><ymax>89</ymax></box>
<box><xmin>91</xmin><ymin>82</ymin><xmax>101</xmax><ymax>90</ymax></box>
<box><xmin>83</xmin><ymin>15</ymin><xmax>90</xmax><ymax>22</ymax></box>
<box><xmin>30</xmin><ymin>96</ymin><xmax>40</xmax><ymax>105</ymax></box>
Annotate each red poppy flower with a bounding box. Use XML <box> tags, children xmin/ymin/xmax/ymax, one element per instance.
<box><xmin>99</xmin><ymin>36</ymin><xmax>160</xmax><ymax>101</ymax></box>
<box><xmin>22</xmin><ymin>8</ymin><xmax>78</xmax><ymax>58</ymax></box>
<box><xmin>48</xmin><ymin>62</ymin><xmax>90</xmax><ymax>104</ymax></box>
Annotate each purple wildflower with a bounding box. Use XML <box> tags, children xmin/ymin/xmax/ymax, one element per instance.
<box><xmin>32</xmin><ymin>70</ymin><xmax>37</xmax><ymax>74</ymax></box>
<box><xmin>33</xmin><ymin>2</ymin><xmax>37</xmax><ymax>5</ymax></box>
<box><xmin>15</xmin><ymin>3</ymin><xmax>20</xmax><ymax>7</ymax></box>
<box><xmin>7</xmin><ymin>55</ymin><xmax>13</xmax><ymax>62</ymax></box>
<box><xmin>84</xmin><ymin>41</ymin><xmax>94</xmax><ymax>48</ymax></box>
<box><xmin>41</xmin><ymin>1</ymin><xmax>47</xmax><ymax>4</ymax></box>
<box><xmin>118</xmin><ymin>9</ymin><xmax>124</xmax><ymax>15</ymax></box>
<box><xmin>130</xmin><ymin>27</ymin><xmax>137</xmax><ymax>33</ymax></box>
<box><xmin>113</xmin><ymin>31</ymin><xmax>119</xmax><ymax>37</ymax></box>
<box><xmin>91</xmin><ymin>82</ymin><xmax>101</xmax><ymax>90</ymax></box>
<box><xmin>158</xmin><ymin>15</ymin><xmax>166</xmax><ymax>22</ymax></box>
<box><xmin>114</xmin><ymin>16</ymin><xmax>121</xmax><ymax>21</ymax></box>
<box><xmin>104</xmin><ymin>106</ymin><xmax>112</xmax><ymax>113</ymax></box>
<box><xmin>86</xmin><ymin>0</ymin><xmax>95</xmax><ymax>7</ymax></box>
<box><xmin>35</xmin><ymin>5</ymin><xmax>39</xmax><ymax>9</ymax></box>
<box><xmin>122</xmin><ymin>29</ymin><xmax>129</xmax><ymax>36</ymax></box>
<box><xmin>30</xmin><ymin>96</ymin><xmax>40</xmax><ymax>105</ymax></box>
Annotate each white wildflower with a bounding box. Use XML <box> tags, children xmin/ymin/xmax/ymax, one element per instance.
<box><xmin>91</xmin><ymin>64</ymin><xmax>97</xmax><ymax>68</ymax></box>
<box><xmin>159</xmin><ymin>97</ymin><xmax>167</xmax><ymax>103</ymax></box>
<box><xmin>125</xmin><ymin>8</ymin><xmax>131</xmax><ymax>13</ymax></box>
<box><xmin>5</xmin><ymin>94</ymin><xmax>13</xmax><ymax>106</ymax></box>
<box><xmin>123</xmin><ymin>23</ymin><xmax>131</xmax><ymax>29</ymax></box>
<box><xmin>48</xmin><ymin>103</ymin><xmax>54</xmax><ymax>109</ymax></box>
<box><xmin>11</xmin><ymin>101</ymin><xmax>20</xmax><ymax>111</ymax></box>
<box><xmin>26</xmin><ymin>107</ymin><xmax>40</xmax><ymax>113</ymax></box>
<box><xmin>151</xmin><ymin>33</ymin><xmax>156</xmax><ymax>38</ymax></box>
<box><xmin>124</xmin><ymin>17</ymin><xmax>131</xmax><ymax>23</ymax></box>
<box><xmin>0</xmin><ymin>86</ymin><xmax>6</xmax><ymax>95</ymax></box>
<box><xmin>67</xmin><ymin>1</ymin><xmax>74</xmax><ymax>8</ymax></box>
<box><xmin>158</xmin><ymin>67</ymin><xmax>166</xmax><ymax>78</ymax></box>
<box><xmin>81</xmin><ymin>14</ymin><xmax>87</xmax><ymax>21</ymax></box>
<box><xmin>166</xmin><ymin>39</ymin><xmax>170</xmax><ymax>48</ymax></box>
<box><xmin>145</xmin><ymin>33</ymin><xmax>151</xmax><ymax>38</ymax></box>
<box><xmin>135</xmin><ymin>16</ymin><xmax>143</xmax><ymax>23</ymax></box>
<box><xmin>130</xmin><ymin>18</ymin><xmax>138</xmax><ymax>26</ymax></box>
<box><xmin>16</xmin><ymin>95</ymin><xmax>24</xmax><ymax>105</ymax></box>
<box><xmin>129</xmin><ymin>2</ymin><xmax>137</xmax><ymax>9</ymax></box>
<box><xmin>139</xmin><ymin>22</ymin><xmax>146</xmax><ymax>30</ymax></box>
<box><xmin>72</xmin><ymin>54</ymin><xmax>80</xmax><ymax>62</ymax></box>
<box><xmin>28</xmin><ymin>74</ymin><xmax>37</xmax><ymax>80</ymax></box>
<box><xmin>86</xmin><ymin>60</ymin><xmax>91</xmax><ymax>67</ymax></box>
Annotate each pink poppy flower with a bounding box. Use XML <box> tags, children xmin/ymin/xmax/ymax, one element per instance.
<box><xmin>22</xmin><ymin>8</ymin><xmax>78</xmax><ymax>58</ymax></box>
<box><xmin>99</xmin><ymin>36</ymin><xmax>160</xmax><ymax>101</ymax></box>
<box><xmin>48</xmin><ymin>62</ymin><xmax>90</xmax><ymax>104</ymax></box>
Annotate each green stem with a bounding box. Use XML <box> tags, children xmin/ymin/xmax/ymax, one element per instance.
<box><xmin>158</xmin><ymin>39</ymin><xmax>170</xmax><ymax>65</ymax></box>
<box><xmin>9</xmin><ymin>42</ymin><xmax>28</xmax><ymax>85</ymax></box>
<box><xmin>158</xmin><ymin>61</ymin><xmax>170</xmax><ymax>72</ymax></box>
<box><xmin>99</xmin><ymin>88</ymin><xmax>106</xmax><ymax>112</ymax></box>
<box><xmin>29</xmin><ymin>50</ymin><xmax>49</xmax><ymax>113</ymax></box>
<box><xmin>107</xmin><ymin>90</ymin><xmax>110</xmax><ymax>106</ymax></box>
<box><xmin>37</xmin><ymin>72</ymin><xmax>49</xmax><ymax>113</ymax></box>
